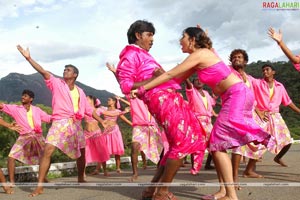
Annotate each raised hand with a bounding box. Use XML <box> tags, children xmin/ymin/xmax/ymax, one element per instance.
<box><xmin>268</xmin><ymin>27</ymin><xmax>282</xmax><ymax>43</ymax></box>
<box><xmin>106</xmin><ymin>62</ymin><xmax>116</xmax><ymax>73</ymax></box>
<box><xmin>196</xmin><ymin>24</ymin><xmax>208</xmax><ymax>36</ymax></box>
<box><xmin>17</xmin><ymin>45</ymin><xmax>31</xmax><ymax>60</ymax></box>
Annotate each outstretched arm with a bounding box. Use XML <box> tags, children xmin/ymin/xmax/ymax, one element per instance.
<box><xmin>288</xmin><ymin>102</ymin><xmax>300</xmax><ymax>114</ymax></box>
<box><xmin>17</xmin><ymin>45</ymin><xmax>51</xmax><ymax>80</ymax></box>
<box><xmin>119</xmin><ymin>115</ymin><xmax>132</xmax><ymax>126</ymax></box>
<box><xmin>268</xmin><ymin>27</ymin><xmax>300</xmax><ymax>64</ymax></box>
<box><xmin>0</xmin><ymin>118</ymin><xmax>22</xmax><ymax>132</ymax></box>
<box><xmin>115</xmin><ymin>96</ymin><xmax>130</xmax><ymax>106</ymax></box>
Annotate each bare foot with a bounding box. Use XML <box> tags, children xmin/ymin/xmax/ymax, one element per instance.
<box><xmin>28</xmin><ymin>187</ymin><xmax>43</xmax><ymax>197</ymax></box>
<box><xmin>201</xmin><ymin>191</ymin><xmax>226</xmax><ymax>200</ymax></box>
<box><xmin>90</xmin><ymin>170</ymin><xmax>100</xmax><ymax>175</ymax></box>
<box><xmin>103</xmin><ymin>171</ymin><xmax>110</xmax><ymax>177</ymax></box>
<box><xmin>201</xmin><ymin>194</ymin><xmax>217</xmax><ymax>200</ymax></box>
<box><xmin>243</xmin><ymin>172</ymin><xmax>264</xmax><ymax>178</ymax></box>
<box><xmin>116</xmin><ymin>169</ymin><xmax>122</xmax><ymax>173</ymax></box>
<box><xmin>78</xmin><ymin>179</ymin><xmax>87</xmax><ymax>183</ymax></box>
<box><xmin>3</xmin><ymin>186</ymin><xmax>14</xmax><ymax>194</ymax></box>
<box><xmin>128</xmin><ymin>175</ymin><xmax>138</xmax><ymax>182</ymax></box>
<box><xmin>218</xmin><ymin>196</ymin><xmax>238</xmax><ymax>200</ymax></box>
<box><xmin>201</xmin><ymin>191</ymin><xmax>226</xmax><ymax>199</ymax></box>
<box><xmin>141</xmin><ymin>188</ymin><xmax>155</xmax><ymax>200</ymax></box>
<box><xmin>7</xmin><ymin>182</ymin><xmax>15</xmax><ymax>188</ymax></box>
<box><xmin>143</xmin><ymin>163</ymin><xmax>147</xmax><ymax>170</ymax></box>
<box><xmin>274</xmin><ymin>158</ymin><xmax>288</xmax><ymax>167</ymax></box>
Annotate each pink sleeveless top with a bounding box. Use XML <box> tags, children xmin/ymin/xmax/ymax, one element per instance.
<box><xmin>197</xmin><ymin>61</ymin><xmax>231</xmax><ymax>88</ymax></box>
<box><xmin>104</xmin><ymin>109</ymin><xmax>121</xmax><ymax>122</ymax></box>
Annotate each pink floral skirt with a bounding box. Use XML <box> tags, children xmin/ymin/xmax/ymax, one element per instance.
<box><xmin>9</xmin><ymin>133</ymin><xmax>45</xmax><ymax>165</ymax></box>
<box><xmin>144</xmin><ymin>89</ymin><xmax>206</xmax><ymax>166</ymax></box>
<box><xmin>46</xmin><ymin>118</ymin><xmax>85</xmax><ymax>159</ymax></box>
<box><xmin>132</xmin><ymin>125</ymin><xmax>163</xmax><ymax>164</ymax></box>
<box><xmin>256</xmin><ymin>112</ymin><xmax>292</xmax><ymax>154</ymax></box>
<box><xmin>197</xmin><ymin>115</ymin><xmax>213</xmax><ymax>141</ymax></box>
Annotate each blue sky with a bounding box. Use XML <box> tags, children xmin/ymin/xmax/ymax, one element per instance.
<box><xmin>0</xmin><ymin>0</ymin><xmax>299</xmax><ymax>95</ymax></box>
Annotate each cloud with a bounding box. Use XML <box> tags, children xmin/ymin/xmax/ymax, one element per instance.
<box><xmin>140</xmin><ymin>1</ymin><xmax>300</xmax><ymax>54</ymax></box>
<box><xmin>23</xmin><ymin>41</ymin><xmax>100</xmax><ymax>62</ymax></box>
<box><xmin>0</xmin><ymin>0</ymin><xmax>299</xmax><ymax>96</ymax></box>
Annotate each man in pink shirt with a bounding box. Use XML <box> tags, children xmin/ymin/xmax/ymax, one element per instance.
<box><xmin>253</xmin><ymin>64</ymin><xmax>300</xmax><ymax>167</ymax></box>
<box><xmin>185</xmin><ymin>78</ymin><xmax>217</xmax><ymax>174</ymax></box>
<box><xmin>17</xmin><ymin>45</ymin><xmax>94</xmax><ymax>197</ymax></box>
<box><xmin>0</xmin><ymin>89</ymin><xmax>51</xmax><ymax>188</ymax></box>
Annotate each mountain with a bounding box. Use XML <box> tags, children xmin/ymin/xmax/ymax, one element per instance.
<box><xmin>0</xmin><ymin>73</ymin><xmax>115</xmax><ymax>106</ymax></box>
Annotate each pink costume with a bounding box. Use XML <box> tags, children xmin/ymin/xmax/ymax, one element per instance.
<box><xmin>101</xmin><ymin>109</ymin><xmax>125</xmax><ymax>156</ymax></box>
<box><xmin>229</xmin><ymin>68</ymin><xmax>268</xmax><ymax>159</ymax></box>
<box><xmin>197</xmin><ymin>61</ymin><xmax>270</xmax><ymax>151</ymax></box>
<box><xmin>84</xmin><ymin>105</ymin><xmax>110</xmax><ymax>164</ymax></box>
<box><xmin>252</xmin><ymin>79</ymin><xmax>293</xmax><ymax>154</ymax></box>
<box><xmin>186</xmin><ymin>87</ymin><xmax>216</xmax><ymax>136</ymax></box>
<box><xmin>117</xmin><ymin>45</ymin><xmax>206</xmax><ymax>166</ymax></box>
<box><xmin>45</xmin><ymin>74</ymin><xmax>93</xmax><ymax>159</ymax></box>
<box><xmin>186</xmin><ymin>86</ymin><xmax>216</xmax><ymax>173</ymax></box>
<box><xmin>1</xmin><ymin>104</ymin><xmax>51</xmax><ymax>164</ymax></box>
<box><xmin>129</xmin><ymin>97</ymin><xmax>165</xmax><ymax>164</ymax></box>
<box><xmin>292</xmin><ymin>55</ymin><xmax>300</xmax><ymax>71</ymax></box>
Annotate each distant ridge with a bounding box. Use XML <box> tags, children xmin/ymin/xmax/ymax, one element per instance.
<box><xmin>0</xmin><ymin>73</ymin><xmax>115</xmax><ymax>107</ymax></box>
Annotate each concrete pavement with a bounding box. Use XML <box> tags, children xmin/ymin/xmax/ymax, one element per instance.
<box><xmin>1</xmin><ymin>144</ymin><xmax>300</xmax><ymax>200</ymax></box>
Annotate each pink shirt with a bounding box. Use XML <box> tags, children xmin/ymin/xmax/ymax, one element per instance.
<box><xmin>116</xmin><ymin>45</ymin><xmax>181</xmax><ymax>95</ymax></box>
<box><xmin>252</xmin><ymin>79</ymin><xmax>292</xmax><ymax>112</ymax></box>
<box><xmin>186</xmin><ymin>87</ymin><xmax>216</xmax><ymax>117</ymax></box>
<box><xmin>128</xmin><ymin>96</ymin><xmax>157</xmax><ymax>126</ymax></box>
<box><xmin>293</xmin><ymin>55</ymin><xmax>300</xmax><ymax>71</ymax></box>
<box><xmin>1</xmin><ymin>104</ymin><xmax>51</xmax><ymax>135</ymax></box>
<box><xmin>45</xmin><ymin>75</ymin><xmax>93</xmax><ymax>120</ymax></box>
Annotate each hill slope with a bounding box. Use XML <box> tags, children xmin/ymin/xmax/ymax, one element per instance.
<box><xmin>0</xmin><ymin>73</ymin><xmax>115</xmax><ymax>106</ymax></box>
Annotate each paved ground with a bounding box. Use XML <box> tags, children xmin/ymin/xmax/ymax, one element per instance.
<box><xmin>1</xmin><ymin>144</ymin><xmax>300</xmax><ymax>200</ymax></box>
